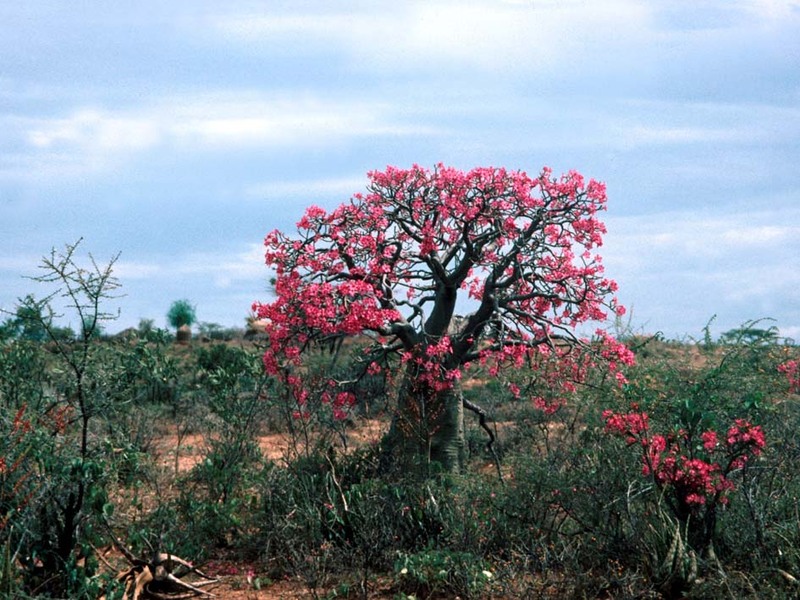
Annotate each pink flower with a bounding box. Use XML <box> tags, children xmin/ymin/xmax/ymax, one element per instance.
<box><xmin>534</xmin><ymin>396</ymin><xmax>563</xmax><ymax>415</ymax></box>
<box><xmin>701</xmin><ymin>430</ymin><xmax>718</xmax><ymax>451</ymax></box>
<box><xmin>685</xmin><ymin>493</ymin><xmax>706</xmax><ymax>507</ymax></box>
<box><xmin>726</xmin><ymin>420</ymin><xmax>766</xmax><ymax>453</ymax></box>
<box><xmin>603</xmin><ymin>409</ymin><xmax>649</xmax><ymax>437</ymax></box>
<box><xmin>779</xmin><ymin>360</ymin><xmax>800</xmax><ymax>393</ymax></box>
<box><xmin>608</xmin><ymin>415</ymin><xmax>768</xmax><ymax>514</ymax></box>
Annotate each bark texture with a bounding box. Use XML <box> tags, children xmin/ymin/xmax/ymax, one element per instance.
<box><xmin>385</xmin><ymin>374</ymin><xmax>465</xmax><ymax>473</ymax></box>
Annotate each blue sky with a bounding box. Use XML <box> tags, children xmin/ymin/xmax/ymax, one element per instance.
<box><xmin>1</xmin><ymin>1</ymin><xmax>798</xmax><ymax>340</ymax></box>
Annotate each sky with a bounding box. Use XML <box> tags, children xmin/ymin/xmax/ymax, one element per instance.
<box><xmin>1</xmin><ymin>0</ymin><xmax>799</xmax><ymax>340</ymax></box>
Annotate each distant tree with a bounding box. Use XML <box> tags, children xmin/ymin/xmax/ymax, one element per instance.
<box><xmin>198</xmin><ymin>321</ymin><xmax>225</xmax><ymax>340</ymax></box>
<box><xmin>137</xmin><ymin>318</ymin><xmax>155</xmax><ymax>336</ymax></box>
<box><xmin>167</xmin><ymin>299</ymin><xmax>197</xmax><ymax>332</ymax></box>
<box><xmin>720</xmin><ymin>322</ymin><xmax>779</xmax><ymax>346</ymax></box>
<box><xmin>1</xmin><ymin>294</ymin><xmax>75</xmax><ymax>342</ymax></box>
<box><xmin>2</xmin><ymin>295</ymin><xmax>49</xmax><ymax>341</ymax></box>
<box><xmin>254</xmin><ymin>164</ymin><xmax>632</xmax><ymax>473</ymax></box>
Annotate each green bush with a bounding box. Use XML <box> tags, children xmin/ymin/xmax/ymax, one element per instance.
<box><xmin>394</xmin><ymin>549</ymin><xmax>494</xmax><ymax>599</ymax></box>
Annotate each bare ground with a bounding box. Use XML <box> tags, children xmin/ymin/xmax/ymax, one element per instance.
<box><xmin>152</xmin><ymin>418</ymin><xmax>390</xmax><ymax>474</ymax></box>
<box><xmin>111</xmin><ymin>419</ymin><xmax>393</xmax><ymax>598</ymax></box>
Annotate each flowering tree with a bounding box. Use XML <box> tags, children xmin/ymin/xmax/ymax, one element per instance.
<box><xmin>254</xmin><ymin>164</ymin><xmax>631</xmax><ymax>472</ymax></box>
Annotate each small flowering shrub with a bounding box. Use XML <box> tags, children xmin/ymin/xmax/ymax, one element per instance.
<box><xmin>261</xmin><ymin>340</ymin><xmax>389</xmax><ymax>462</ymax></box>
<box><xmin>779</xmin><ymin>359</ymin><xmax>799</xmax><ymax>393</ymax></box>
<box><xmin>0</xmin><ymin>405</ymin><xmax>39</xmax><ymax>538</ymax></box>
<box><xmin>575</xmin><ymin>324</ymin><xmax>800</xmax><ymax>596</ymax></box>
<box><xmin>0</xmin><ymin>404</ymin><xmax>44</xmax><ymax>597</ymax></box>
<box><xmin>603</xmin><ymin>406</ymin><xmax>765</xmax><ymax>549</ymax></box>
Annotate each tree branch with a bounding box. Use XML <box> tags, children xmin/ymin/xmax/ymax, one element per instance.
<box><xmin>462</xmin><ymin>397</ymin><xmax>504</xmax><ymax>484</ymax></box>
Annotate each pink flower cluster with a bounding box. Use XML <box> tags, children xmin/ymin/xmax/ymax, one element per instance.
<box><xmin>477</xmin><ymin>332</ymin><xmax>634</xmax><ymax>415</ymax></box>
<box><xmin>603</xmin><ymin>408</ymin><xmax>766</xmax><ymax>511</ymax></box>
<box><xmin>779</xmin><ymin>359</ymin><xmax>800</xmax><ymax>394</ymax></box>
<box><xmin>595</xmin><ymin>330</ymin><xmax>636</xmax><ymax>385</ymax></box>
<box><xmin>321</xmin><ymin>390</ymin><xmax>358</xmax><ymax>421</ymax></box>
<box><xmin>726</xmin><ymin>419</ymin><xmax>767</xmax><ymax>468</ymax></box>
<box><xmin>603</xmin><ymin>408</ymin><xmax>648</xmax><ymax>443</ymax></box>
<box><xmin>400</xmin><ymin>335</ymin><xmax>463</xmax><ymax>393</ymax></box>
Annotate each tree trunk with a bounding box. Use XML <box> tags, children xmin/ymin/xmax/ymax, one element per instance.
<box><xmin>384</xmin><ymin>372</ymin><xmax>465</xmax><ymax>474</ymax></box>
<box><xmin>176</xmin><ymin>324</ymin><xmax>192</xmax><ymax>344</ymax></box>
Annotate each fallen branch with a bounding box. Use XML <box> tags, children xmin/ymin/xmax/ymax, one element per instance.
<box><xmin>99</xmin><ymin>526</ymin><xmax>218</xmax><ymax>600</ymax></box>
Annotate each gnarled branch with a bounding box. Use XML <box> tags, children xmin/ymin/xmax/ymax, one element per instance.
<box><xmin>462</xmin><ymin>397</ymin><xmax>504</xmax><ymax>484</ymax></box>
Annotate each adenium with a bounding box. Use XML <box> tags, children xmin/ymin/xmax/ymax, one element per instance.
<box><xmin>603</xmin><ymin>407</ymin><xmax>765</xmax><ymax>511</ymax></box>
<box><xmin>254</xmin><ymin>164</ymin><xmax>632</xmax><ymax>429</ymax></box>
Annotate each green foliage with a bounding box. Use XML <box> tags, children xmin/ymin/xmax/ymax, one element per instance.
<box><xmin>1</xmin><ymin>296</ymin><xmax>49</xmax><ymax>342</ymax></box>
<box><xmin>252</xmin><ymin>451</ymin><xmax>464</xmax><ymax>597</ymax></box>
<box><xmin>394</xmin><ymin>550</ymin><xmax>494</xmax><ymax>599</ymax></box>
<box><xmin>0</xmin><ymin>240</ymin><xmax>125</xmax><ymax>598</ymax></box>
<box><xmin>161</xmin><ymin>343</ymin><xmax>271</xmax><ymax>556</ymax></box>
<box><xmin>0</xmin><ymin>340</ymin><xmax>50</xmax><ymax>412</ymax></box>
<box><xmin>195</xmin><ymin>343</ymin><xmax>260</xmax><ymax>391</ymax></box>
<box><xmin>136</xmin><ymin>317</ymin><xmax>172</xmax><ymax>343</ymax></box>
<box><xmin>117</xmin><ymin>335</ymin><xmax>180</xmax><ymax>406</ymax></box>
<box><xmin>197</xmin><ymin>321</ymin><xmax>242</xmax><ymax>341</ymax></box>
<box><xmin>0</xmin><ymin>537</ymin><xmax>18</xmax><ymax>597</ymax></box>
<box><xmin>193</xmin><ymin>342</ymin><xmax>267</xmax><ymax>467</ymax></box>
<box><xmin>720</xmin><ymin>319</ymin><xmax>780</xmax><ymax>346</ymax></box>
<box><xmin>240</xmin><ymin>323</ymin><xmax>794</xmax><ymax>597</ymax></box>
<box><xmin>0</xmin><ymin>295</ymin><xmax>76</xmax><ymax>342</ymax></box>
<box><xmin>582</xmin><ymin>325</ymin><xmax>800</xmax><ymax>595</ymax></box>
<box><xmin>167</xmin><ymin>299</ymin><xmax>197</xmax><ymax>330</ymax></box>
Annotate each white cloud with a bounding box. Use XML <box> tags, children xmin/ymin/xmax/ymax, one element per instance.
<box><xmin>602</xmin><ymin>208</ymin><xmax>800</xmax><ymax>335</ymax></box>
<box><xmin>99</xmin><ymin>243</ymin><xmax>267</xmax><ymax>290</ymax></box>
<box><xmin>25</xmin><ymin>109</ymin><xmax>160</xmax><ymax>151</ymax></box>
<box><xmin>719</xmin><ymin>225</ymin><xmax>795</xmax><ymax>245</ymax></box>
<box><xmin>620</xmin><ymin>125</ymin><xmax>742</xmax><ymax>147</ymax></box>
<box><xmin>168</xmin><ymin>243</ymin><xmax>267</xmax><ymax>289</ymax></box>
<box><xmin>113</xmin><ymin>261</ymin><xmax>164</xmax><ymax>280</ymax></box>
<box><xmin>1</xmin><ymin>93</ymin><xmax>433</xmax><ymax>180</ymax></box>
<box><xmin>709</xmin><ymin>263</ymin><xmax>800</xmax><ymax>304</ymax></box>
<box><xmin>166</xmin><ymin>95</ymin><xmax>429</xmax><ymax>148</ymax></box>
<box><xmin>608</xmin><ymin>99</ymin><xmax>800</xmax><ymax>150</ymax></box>
<box><xmin>0</xmin><ymin>110</ymin><xmax>162</xmax><ymax>179</ymax></box>
<box><xmin>744</xmin><ymin>0</ymin><xmax>800</xmax><ymax>22</ymax></box>
<box><xmin>605</xmin><ymin>210</ymin><xmax>800</xmax><ymax>264</ymax></box>
<box><xmin>208</xmin><ymin>0</ymin><xmax>653</xmax><ymax>73</ymax></box>
<box><xmin>200</xmin><ymin>0</ymin><xmax>800</xmax><ymax>90</ymax></box>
